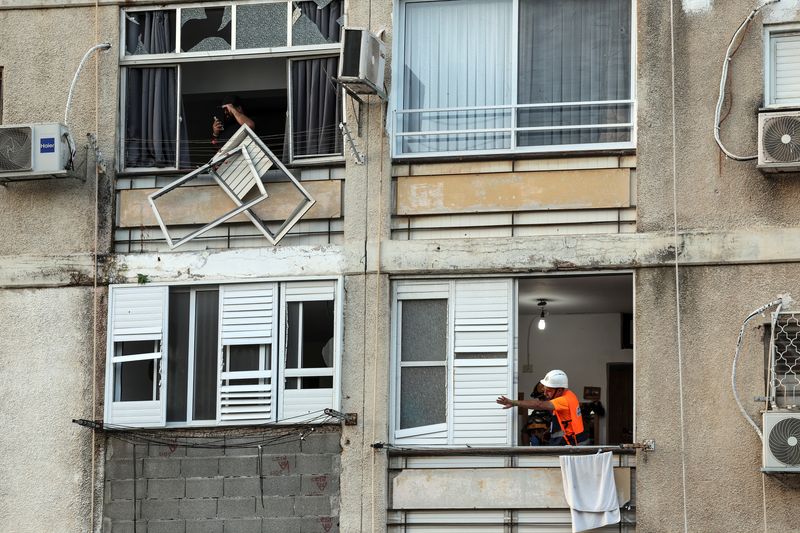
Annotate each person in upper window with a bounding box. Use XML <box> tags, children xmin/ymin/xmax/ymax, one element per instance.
<box><xmin>497</xmin><ymin>369</ymin><xmax>587</xmax><ymax>446</ymax></box>
<box><xmin>211</xmin><ymin>95</ymin><xmax>256</xmax><ymax>147</ymax></box>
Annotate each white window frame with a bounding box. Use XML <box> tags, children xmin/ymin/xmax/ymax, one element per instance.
<box><xmin>105</xmin><ymin>277</ymin><xmax>342</xmax><ymax>428</ymax></box>
<box><xmin>764</xmin><ymin>23</ymin><xmax>800</xmax><ymax>108</ymax></box>
<box><xmin>118</xmin><ymin>0</ymin><xmax>345</xmax><ymax>171</ymax></box>
<box><xmin>390</xmin><ymin>0</ymin><xmax>637</xmax><ymax>159</ymax></box>
<box><xmin>390</xmin><ymin>279</ymin><xmax>514</xmax><ymax>447</ymax></box>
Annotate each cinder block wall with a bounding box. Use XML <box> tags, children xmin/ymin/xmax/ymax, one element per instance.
<box><xmin>103</xmin><ymin>427</ymin><xmax>341</xmax><ymax>533</ymax></box>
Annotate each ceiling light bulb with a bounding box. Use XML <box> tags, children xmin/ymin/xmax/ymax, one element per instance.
<box><xmin>536</xmin><ymin>300</ymin><xmax>547</xmax><ymax>331</ymax></box>
<box><xmin>537</xmin><ymin>316</ymin><xmax>546</xmax><ymax>330</ymax></box>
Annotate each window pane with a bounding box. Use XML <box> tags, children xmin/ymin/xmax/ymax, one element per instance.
<box><xmin>400</xmin><ymin>366</ymin><xmax>446</xmax><ymax>429</ymax></box>
<box><xmin>193</xmin><ymin>290</ymin><xmax>219</xmax><ymax>421</ymax></box>
<box><xmin>115</xmin><ymin>360</ymin><xmax>157</xmax><ymax>402</ymax></box>
<box><xmin>291</xmin><ymin>0</ymin><xmax>342</xmax><ymax>46</ymax></box>
<box><xmin>181</xmin><ymin>6</ymin><xmax>232</xmax><ymax>52</ymax></box>
<box><xmin>287</xmin><ymin>302</ymin><xmax>300</xmax><ymax>369</ymax></box>
<box><xmin>124</xmin><ymin>67</ymin><xmax>180</xmax><ymax>168</ymax></box>
<box><xmin>401</xmin><ymin>300</ymin><xmax>447</xmax><ymax>362</ymax></box>
<box><xmin>291</xmin><ymin>57</ymin><xmax>343</xmax><ymax>157</ymax></box>
<box><xmin>287</xmin><ymin>300</ymin><xmax>335</xmax><ymax>369</ymax></box>
<box><xmin>227</xmin><ymin>344</ymin><xmax>264</xmax><ymax>386</ymax></box>
<box><xmin>399</xmin><ymin>0</ymin><xmax>512</xmax><ymax>154</ymax></box>
<box><xmin>167</xmin><ymin>291</ymin><xmax>190</xmax><ymax>422</ymax></box>
<box><xmin>517</xmin><ymin>0</ymin><xmax>631</xmax><ymax>147</ymax></box>
<box><xmin>125</xmin><ymin>10</ymin><xmax>176</xmax><ymax>55</ymax></box>
<box><xmin>237</xmin><ymin>3</ymin><xmax>288</xmax><ymax>49</ymax></box>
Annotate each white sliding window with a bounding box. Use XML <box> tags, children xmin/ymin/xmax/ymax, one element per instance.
<box><xmin>105</xmin><ymin>285</ymin><xmax>169</xmax><ymax>427</ymax></box>
<box><xmin>766</xmin><ymin>27</ymin><xmax>800</xmax><ymax>106</ymax></box>
<box><xmin>279</xmin><ymin>281</ymin><xmax>339</xmax><ymax>421</ymax></box>
<box><xmin>392</xmin><ymin>279</ymin><xmax>514</xmax><ymax>446</ymax></box>
<box><xmin>218</xmin><ymin>283</ymin><xmax>278</xmax><ymax>424</ymax></box>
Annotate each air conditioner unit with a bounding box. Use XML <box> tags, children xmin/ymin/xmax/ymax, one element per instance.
<box><xmin>0</xmin><ymin>123</ymin><xmax>70</xmax><ymax>181</ymax></box>
<box><xmin>758</xmin><ymin>110</ymin><xmax>800</xmax><ymax>173</ymax></box>
<box><xmin>338</xmin><ymin>28</ymin><xmax>386</xmax><ymax>99</ymax></box>
<box><xmin>763</xmin><ymin>411</ymin><xmax>800</xmax><ymax>472</ymax></box>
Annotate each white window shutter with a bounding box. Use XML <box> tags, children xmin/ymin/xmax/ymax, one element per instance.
<box><xmin>105</xmin><ymin>285</ymin><xmax>168</xmax><ymax>427</ymax></box>
<box><xmin>218</xmin><ymin>283</ymin><xmax>277</xmax><ymax>424</ymax></box>
<box><xmin>280</xmin><ymin>281</ymin><xmax>337</xmax><ymax>422</ymax></box>
<box><xmin>774</xmin><ymin>33</ymin><xmax>800</xmax><ymax>105</ymax></box>
<box><xmin>451</xmin><ymin>280</ymin><xmax>513</xmax><ymax>446</ymax></box>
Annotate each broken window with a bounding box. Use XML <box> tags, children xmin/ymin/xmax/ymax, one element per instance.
<box><xmin>105</xmin><ymin>280</ymin><xmax>340</xmax><ymax>427</ymax></box>
<box><xmin>390</xmin><ymin>275</ymin><xmax>634</xmax><ymax>447</ymax></box>
<box><xmin>120</xmin><ymin>1</ymin><xmax>343</xmax><ymax>169</ymax></box>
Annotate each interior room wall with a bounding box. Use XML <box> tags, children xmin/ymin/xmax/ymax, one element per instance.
<box><xmin>518</xmin><ymin>312</ymin><xmax>633</xmax><ymax>444</ymax></box>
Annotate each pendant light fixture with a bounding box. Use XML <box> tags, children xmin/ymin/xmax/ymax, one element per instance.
<box><xmin>537</xmin><ymin>300</ymin><xmax>547</xmax><ymax>331</ymax></box>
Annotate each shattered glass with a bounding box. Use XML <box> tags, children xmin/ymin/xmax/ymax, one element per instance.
<box><xmin>180</xmin><ymin>6</ymin><xmax>232</xmax><ymax>52</ymax></box>
<box><xmin>237</xmin><ymin>2</ymin><xmax>288</xmax><ymax>49</ymax></box>
<box><xmin>291</xmin><ymin>0</ymin><xmax>341</xmax><ymax>46</ymax></box>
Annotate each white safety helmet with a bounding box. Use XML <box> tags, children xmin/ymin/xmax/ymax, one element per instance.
<box><xmin>540</xmin><ymin>369</ymin><xmax>568</xmax><ymax>389</ymax></box>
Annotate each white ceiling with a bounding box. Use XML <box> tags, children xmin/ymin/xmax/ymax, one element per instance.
<box><xmin>518</xmin><ymin>274</ymin><xmax>633</xmax><ymax>315</ymax></box>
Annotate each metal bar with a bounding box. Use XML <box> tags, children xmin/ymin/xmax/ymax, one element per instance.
<box><xmin>396</xmin><ymin>99</ymin><xmax>634</xmax><ymax>115</ymax></box>
<box><xmin>383</xmin><ymin>445</ymin><xmax>637</xmax><ymax>456</ymax></box>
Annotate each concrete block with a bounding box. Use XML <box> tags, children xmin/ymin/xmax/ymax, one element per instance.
<box><xmin>144</xmin><ymin>458</ymin><xmax>182</xmax><ymax>479</ymax></box>
<box><xmin>148</xmin><ymin>478</ymin><xmax>186</xmax><ymax>499</ymax></box>
<box><xmin>293</xmin><ymin>496</ymin><xmax>332</xmax><ymax>517</ymax></box>
<box><xmin>187</xmin><ymin>438</ymin><xmax>226</xmax><ymax>457</ymax></box>
<box><xmin>222</xmin><ymin>518</ymin><xmax>262</xmax><ymax>533</ymax></box>
<box><xmin>217</xmin><ymin>497</ymin><xmax>256</xmax><ymax>518</ymax></box>
<box><xmin>182</xmin><ymin>458</ymin><xmax>220</xmax><ymax>477</ymax></box>
<box><xmin>224</xmin><ymin>437</ymin><xmax>265</xmax><ymax>456</ymax></box>
<box><xmin>179</xmin><ymin>498</ymin><xmax>219</xmax><ymax>519</ymax></box>
<box><xmin>261</xmin><ymin>439</ymin><xmax>301</xmax><ymax>454</ymax></box>
<box><xmin>147</xmin><ymin>519</ymin><xmax>186</xmax><ymax>533</ymax></box>
<box><xmin>106</xmin><ymin>459</ymin><xmax>143</xmax><ymax>480</ymax></box>
<box><xmin>295</xmin><ymin>516</ymin><xmax>338</xmax><ymax>533</ymax></box>
<box><xmin>105</xmin><ymin>500</ymin><xmax>138</xmax><ymax>521</ymax></box>
<box><xmin>260</xmin><ymin>518</ymin><xmax>301</xmax><ymax>533</ymax></box>
<box><xmin>254</xmin><ymin>496</ymin><xmax>295</xmax><ymax>518</ymax></box>
<box><xmin>186</xmin><ymin>477</ymin><xmax>224</xmax><ymax>498</ymax></box>
<box><xmin>107</xmin><ymin>438</ymin><xmax>136</xmax><ymax>460</ymax></box>
<box><xmin>262</xmin><ymin>454</ymin><xmax>295</xmax><ymax>475</ymax></box>
<box><xmin>185</xmin><ymin>519</ymin><xmax>223</xmax><ymax>533</ymax></box>
<box><xmin>109</xmin><ymin>519</ymin><xmax>148</xmax><ymax>533</ymax></box>
<box><xmin>300</xmin><ymin>433</ymin><xmax>340</xmax><ymax>454</ymax></box>
<box><xmin>300</xmin><ymin>475</ymin><xmax>337</xmax><ymax>497</ymax></box>
<box><xmin>150</xmin><ymin>443</ymin><xmax>187</xmax><ymax>458</ymax></box>
<box><xmin>110</xmin><ymin>479</ymin><xmax>147</xmax><ymax>500</ymax></box>
<box><xmin>223</xmin><ymin>477</ymin><xmax>261</xmax><ymax>497</ymax></box>
<box><xmin>219</xmin><ymin>456</ymin><xmax>258</xmax><ymax>477</ymax></box>
<box><xmin>260</xmin><ymin>475</ymin><xmax>301</xmax><ymax>496</ymax></box>
<box><xmin>294</xmin><ymin>455</ymin><xmax>333</xmax><ymax>475</ymax></box>
<box><xmin>141</xmin><ymin>499</ymin><xmax>181</xmax><ymax>520</ymax></box>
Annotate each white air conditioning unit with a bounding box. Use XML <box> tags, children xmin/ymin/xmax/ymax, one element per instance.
<box><xmin>338</xmin><ymin>28</ymin><xmax>386</xmax><ymax>99</ymax></box>
<box><xmin>763</xmin><ymin>411</ymin><xmax>800</xmax><ymax>472</ymax></box>
<box><xmin>0</xmin><ymin>123</ymin><xmax>70</xmax><ymax>181</ymax></box>
<box><xmin>758</xmin><ymin>110</ymin><xmax>800</xmax><ymax>173</ymax></box>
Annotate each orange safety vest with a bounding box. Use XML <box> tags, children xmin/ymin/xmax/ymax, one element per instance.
<box><xmin>551</xmin><ymin>389</ymin><xmax>584</xmax><ymax>445</ymax></box>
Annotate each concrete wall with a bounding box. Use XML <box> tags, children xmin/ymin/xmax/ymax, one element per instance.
<box><xmin>102</xmin><ymin>428</ymin><xmax>341</xmax><ymax>533</ymax></box>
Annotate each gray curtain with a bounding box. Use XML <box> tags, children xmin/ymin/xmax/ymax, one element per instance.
<box><xmin>517</xmin><ymin>0</ymin><xmax>631</xmax><ymax>147</ymax></box>
<box><xmin>124</xmin><ymin>11</ymin><xmax>189</xmax><ymax>168</ymax></box>
<box><xmin>290</xmin><ymin>1</ymin><xmax>343</xmax><ymax>157</ymax></box>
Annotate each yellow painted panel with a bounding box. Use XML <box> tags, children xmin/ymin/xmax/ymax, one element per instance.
<box><xmin>396</xmin><ymin>169</ymin><xmax>630</xmax><ymax>215</ymax></box>
<box><xmin>119</xmin><ymin>180</ymin><xmax>342</xmax><ymax>228</ymax></box>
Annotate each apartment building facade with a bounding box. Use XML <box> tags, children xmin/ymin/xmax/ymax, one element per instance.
<box><xmin>2</xmin><ymin>0</ymin><xmax>800</xmax><ymax>531</ymax></box>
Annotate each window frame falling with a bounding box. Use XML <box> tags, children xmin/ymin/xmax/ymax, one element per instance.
<box><xmin>104</xmin><ymin>278</ymin><xmax>342</xmax><ymax>428</ymax></box>
<box><xmin>118</xmin><ymin>0</ymin><xmax>345</xmax><ymax>171</ymax></box>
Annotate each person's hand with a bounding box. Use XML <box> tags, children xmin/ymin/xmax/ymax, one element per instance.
<box><xmin>212</xmin><ymin>116</ymin><xmax>224</xmax><ymax>137</ymax></box>
<box><xmin>496</xmin><ymin>396</ymin><xmax>515</xmax><ymax>409</ymax></box>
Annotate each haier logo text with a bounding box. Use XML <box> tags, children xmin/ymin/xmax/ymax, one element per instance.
<box><xmin>40</xmin><ymin>138</ymin><xmax>55</xmax><ymax>153</ymax></box>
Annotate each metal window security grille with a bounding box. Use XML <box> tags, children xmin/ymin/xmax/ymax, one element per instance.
<box><xmin>771</xmin><ymin>312</ymin><xmax>800</xmax><ymax>408</ymax></box>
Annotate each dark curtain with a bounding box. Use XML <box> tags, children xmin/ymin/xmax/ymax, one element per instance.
<box><xmin>517</xmin><ymin>0</ymin><xmax>631</xmax><ymax>147</ymax></box>
<box><xmin>124</xmin><ymin>11</ymin><xmax>189</xmax><ymax>168</ymax></box>
<box><xmin>290</xmin><ymin>1</ymin><xmax>343</xmax><ymax>157</ymax></box>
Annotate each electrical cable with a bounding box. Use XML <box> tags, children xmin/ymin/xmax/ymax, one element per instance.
<box><xmin>713</xmin><ymin>0</ymin><xmax>782</xmax><ymax>161</ymax></box>
<box><xmin>668</xmin><ymin>2</ymin><xmax>690</xmax><ymax>531</ymax></box>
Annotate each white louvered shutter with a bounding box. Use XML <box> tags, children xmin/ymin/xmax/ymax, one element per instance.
<box><xmin>218</xmin><ymin>283</ymin><xmax>277</xmax><ymax>424</ymax></box>
<box><xmin>451</xmin><ymin>279</ymin><xmax>513</xmax><ymax>446</ymax></box>
<box><xmin>105</xmin><ymin>285</ymin><xmax>169</xmax><ymax>427</ymax></box>
<box><xmin>280</xmin><ymin>281</ymin><xmax>338</xmax><ymax>422</ymax></box>
<box><xmin>773</xmin><ymin>32</ymin><xmax>800</xmax><ymax>105</ymax></box>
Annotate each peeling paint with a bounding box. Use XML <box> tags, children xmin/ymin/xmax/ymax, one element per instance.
<box><xmin>682</xmin><ymin>0</ymin><xmax>712</xmax><ymax>13</ymax></box>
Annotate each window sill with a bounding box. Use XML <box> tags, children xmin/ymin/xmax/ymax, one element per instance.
<box><xmin>385</xmin><ymin>445</ymin><xmax>636</xmax><ymax>456</ymax></box>
<box><xmin>391</xmin><ymin>146</ymin><xmax>636</xmax><ymax>165</ymax></box>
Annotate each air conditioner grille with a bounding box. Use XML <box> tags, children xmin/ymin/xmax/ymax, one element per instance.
<box><xmin>769</xmin><ymin>417</ymin><xmax>800</xmax><ymax>465</ymax></box>
<box><xmin>763</xmin><ymin>115</ymin><xmax>800</xmax><ymax>163</ymax></box>
<box><xmin>0</xmin><ymin>126</ymin><xmax>32</xmax><ymax>172</ymax></box>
